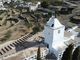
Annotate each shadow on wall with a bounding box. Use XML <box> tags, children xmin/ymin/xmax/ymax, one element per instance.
<box><xmin>15</xmin><ymin>41</ymin><xmax>42</xmax><ymax>52</ymax></box>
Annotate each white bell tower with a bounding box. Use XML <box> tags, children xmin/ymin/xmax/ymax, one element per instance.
<box><xmin>43</xmin><ymin>16</ymin><xmax>65</xmax><ymax>55</ymax></box>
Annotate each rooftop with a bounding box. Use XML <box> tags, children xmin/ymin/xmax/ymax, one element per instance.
<box><xmin>46</xmin><ymin>16</ymin><xmax>64</xmax><ymax>29</ymax></box>
<box><xmin>64</xmin><ymin>31</ymin><xmax>72</xmax><ymax>38</ymax></box>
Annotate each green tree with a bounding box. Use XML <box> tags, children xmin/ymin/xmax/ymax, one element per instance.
<box><xmin>32</xmin><ymin>26</ymin><xmax>40</xmax><ymax>34</ymax></box>
<box><xmin>4</xmin><ymin>30</ymin><xmax>12</xmax><ymax>39</ymax></box>
<box><xmin>9</xmin><ymin>0</ymin><xmax>14</xmax><ymax>8</ymax></box>
<box><xmin>1</xmin><ymin>30</ymin><xmax>12</xmax><ymax>42</ymax></box>
<box><xmin>52</xmin><ymin>0</ymin><xmax>63</xmax><ymax>6</ymax></box>
<box><xmin>41</xmin><ymin>1</ymin><xmax>49</xmax><ymax>8</ymax></box>
<box><xmin>37</xmin><ymin>46</ymin><xmax>41</xmax><ymax>60</ymax></box>
<box><xmin>61</xmin><ymin>44</ymin><xmax>74</xmax><ymax>60</ymax></box>
<box><xmin>72</xmin><ymin>46</ymin><xmax>80</xmax><ymax>60</ymax></box>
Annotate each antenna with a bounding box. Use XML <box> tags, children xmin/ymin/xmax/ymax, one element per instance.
<box><xmin>55</xmin><ymin>11</ymin><xmax>57</xmax><ymax>18</ymax></box>
<box><xmin>52</xmin><ymin>11</ymin><xmax>57</xmax><ymax>18</ymax></box>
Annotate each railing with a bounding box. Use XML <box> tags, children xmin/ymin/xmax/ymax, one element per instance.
<box><xmin>0</xmin><ymin>32</ymin><xmax>32</xmax><ymax>59</ymax></box>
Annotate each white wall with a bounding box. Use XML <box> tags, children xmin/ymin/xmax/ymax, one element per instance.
<box><xmin>43</xmin><ymin>16</ymin><xmax>66</xmax><ymax>60</ymax></box>
<box><xmin>52</xmin><ymin>26</ymin><xmax>65</xmax><ymax>44</ymax></box>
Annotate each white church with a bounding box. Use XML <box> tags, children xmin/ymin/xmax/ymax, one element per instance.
<box><xmin>43</xmin><ymin>15</ymin><xmax>79</xmax><ymax>60</ymax></box>
<box><xmin>0</xmin><ymin>15</ymin><xmax>79</xmax><ymax>60</ymax></box>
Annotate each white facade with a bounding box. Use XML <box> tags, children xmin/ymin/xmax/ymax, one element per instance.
<box><xmin>0</xmin><ymin>2</ymin><xmax>7</xmax><ymax>10</ymax></box>
<box><xmin>0</xmin><ymin>0</ymin><xmax>11</xmax><ymax>3</ymax></box>
<box><xmin>29</xmin><ymin>2</ymin><xmax>41</xmax><ymax>11</ymax></box>
<box><xmin>0</xmin><ymin>0</ymin><xmax>17</xmax><ymax>3</ymax></box>
<box><xmin>43</xmin><ymin>16</ymin><xmax>67</xmax><ymax>60</ymax></box>
<box><xmin>43</xmin><ymin>15</ymin><xmax>80</xmax><ymax>60</ymax></box>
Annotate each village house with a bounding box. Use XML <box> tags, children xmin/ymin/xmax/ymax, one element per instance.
<box><xmin>16</xmin><ymin>2</ymin><xmax>41</xmax><ymax>12</ymax></box>
<box><xmin>0</xmin><ymin>2</ymin><xmax>7</xmax><ymax>10</ymax></box>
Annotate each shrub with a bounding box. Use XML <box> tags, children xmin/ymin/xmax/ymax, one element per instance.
<box><xmin>32</xmin><ymin>26</ymin><xmax>40</xmax><ymax>34</ymax></box>
<box><xmin>52</xmin><ymin>0</ymin><xmax>63</xmax><ymax>6</ymax></box>
<box><xmin>61</xmin><ymin>44</ymin><xmax>74</xmax><ymax>60</ymax></box>
<box><xmin>37</xmin><ymin>46</ymin><xmax>41</xmax><ymax>60</ymax></box>
<box><xmin>41</xmin><ymin>1</ymin><xmax>49</xmax><ymax>8</ymax></box>
<box><xmin>72</xmin><ymin>46</ymin><xmax>80</xmax><ymax>60</ymax></box>
<box><xmin>4</xmin><ymin>30</ymin><xmax>12</xmax><ymax>40</ymax></box>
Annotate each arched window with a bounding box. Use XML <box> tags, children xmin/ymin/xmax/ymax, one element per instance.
<box><xmin>51</xmin><ymin>24</ymin><xmax>54</xmax><ymax>27</ymax></box>
<box><xmin>47</xmin><ymin>44</ymin><xmax>49</xmax><ymax>48</ymax></box>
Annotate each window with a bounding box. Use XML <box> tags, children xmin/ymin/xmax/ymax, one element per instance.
<box><xmin>47</xmin><ymin>44</ymin><xmax>49</xmax><ymax>48</ymax></box>
<box><xmin>58</xmin><ymin>30</ymin><xmax>60</xmax><ymax>33</ymax></box>
<box><xmin>51</xmin><ymin>24</ymin><xmax>54</xmax><ymax>27</ymax></box>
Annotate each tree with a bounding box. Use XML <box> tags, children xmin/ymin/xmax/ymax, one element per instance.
<box><xmin>1</xmin><ymin>30</ymin><xmax>12</xmax><ymax>42</ymax></box>
<box><xmin>51</xmin><ymin>0</ymin><xmax>63</xmax><ymax>6</ymax></box>
<box><xmin>9</xmin><ymin>0</ymin><xmax>14</xmax><ymax>8</ymax></box>
<box><xmin>41</xmin><ymin>1</ymin><xmax>49</xmax><ymax>8</ymax></box>
<box><xmin>37</xmin><ymin>46</ymin><xmax>41</xmax><ymax>60</ymax></box>
<box><xmin>72</xmin><ymin>46</ymin><xmax>80</xmax><ymax>60</ymax></box>
<box><xmin>61</xmin><ymin>44</ymin><xmax>74</xmax><ymax>60</ymax></box>
<box><xmin>32</xmin><ymin>26</ymin><xmax>40</xmax><ymax>34</ymax></box>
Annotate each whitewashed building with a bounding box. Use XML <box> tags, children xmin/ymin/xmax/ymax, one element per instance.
<box><xmin>0</xmin><ymin>0</ymin><xmax>17</xmax><ymax>3</ymax></box>
<box><xmin>0</xmin><ymin>2</ymin><xmax>7</xmax><ymax>10</ymax></box>
<box><xmin>16</xmin><ymin>2</ymin><xmax>41</xmax><ymax>12</ymax></box>
<box><xmin>29</xmin><ymin>2</ymin><xmax>41</xmax><ymax>11</ymax></box>
<box><xmin>43</xmin><ymin>16</ymin><xmax>79</xmax><ymax>60</ymax></box>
